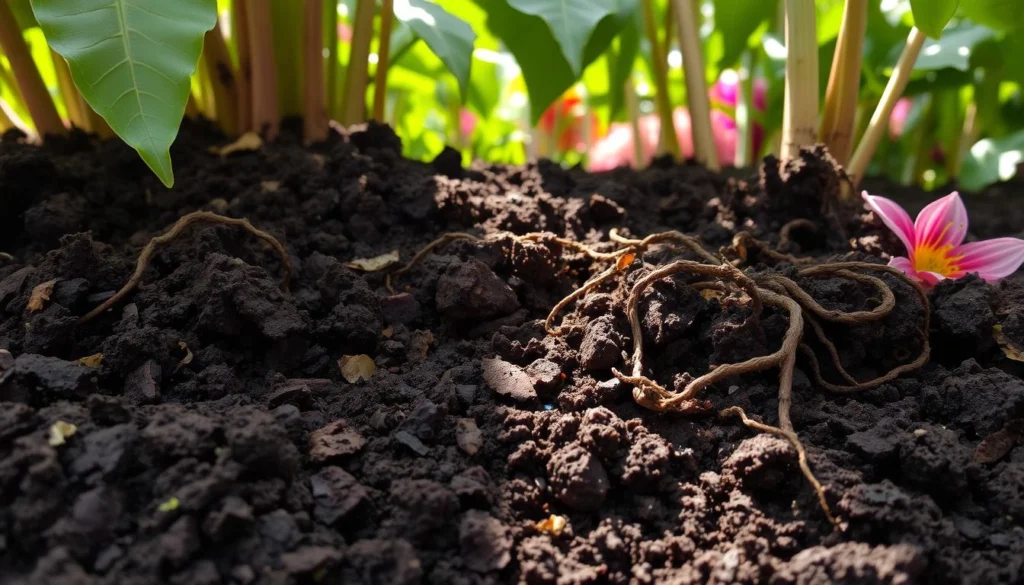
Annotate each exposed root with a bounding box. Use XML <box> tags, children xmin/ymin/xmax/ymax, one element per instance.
<box><xmin>778</xmin><ymin>218</ymin><xmax>818</xmax><ymax>250</ymax></box>
<box><xmin>720</xmin><ymin>406</ymin><xmax>840</xmax><ymax>529</ymax></box>
<box><xmin>386</xmin><ymin>232</ymin><xmax>483</xmax><ymax>294</ymax></box>
<box><xmin>728</xmin><ymin>231</ymin><xmax>815</xmax><ymax>266</ymax></box>
<box><xmin>0</xmin><ymin>252</ymin><xmax>13</xmax><ymax>263</ymax></box>
<box><xmin>79</xmin><ymin>211</ymin><xmax>292</xmax><ymax>325</ymax></box>
<box><xmin>545</xmin><ymin>262</ymin><xmax>624</xmax><ymax>336</ymax></box>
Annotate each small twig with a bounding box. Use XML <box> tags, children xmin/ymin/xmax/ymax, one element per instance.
<box><xmin>0</xmin><ymin>252</ymin><xmax>13</xmax><ymax>262</ymax></box>
<box><xmin>778</xmin><ymin>219</ymin><xmax>818</xmax><ymax>250</ymax></box>
<box><xmin>79</xmin><ymin>212</ymin><xmax>292</xmax><ymax>325</ymax></box>
<box><xmin>544</xmin><ymin>262</ymin><xmax>624</xmax><ymax>335</ymax></box>
<box><xmin>720</xmin><ymin>406</ymin><xmax>839</xmax><ymax>528</ymax></box>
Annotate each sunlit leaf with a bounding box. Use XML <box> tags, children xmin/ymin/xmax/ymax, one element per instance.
<box><xmin>909</xmin><ymin>23</ymin><xmax>996</xmax><ymax>72</ymax></box>
<box><xmin>909</xmin><ymin>0</ymin><xmax>957</xmax><ymax>39</ymax></box>
<box><xmin>712</xmin><ymin>0</ymin><xmax>774</xmax><ymax>69</ymax></box>
<box><xmin>606</xmin><ymin>11</ymin><xmax>639</xmax><ymax>121</ymax></box>
<box><xmin>33</xmin><ymin>0</ymin><xmax>218</xmax><ymax>187</ymax></box>
<box><xmin>959</xmin><ymin>0</ymin><xmax>1023</xmax><ymax>32</ymax></box>
<box><xmin>959</xmin><ymin>128</ymin><xmax>1024</xmax><ymax>191</ymax></box>
<box><xmin>394</xmin><ymin>0</ymin><xmax>476</xmax><ymax>101</ymax></box>
<box><xmin>505</xmin><ymin>0</ymin><xmax>636</xmax><ymax>76</ymax></box>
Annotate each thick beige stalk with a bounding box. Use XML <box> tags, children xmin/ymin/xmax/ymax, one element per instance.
<box><xmin>340</xmin><ymin>0</ymin><xmax>376</xmax><ymax>126</ymax></box>
<box><xmin>246</xmin><ymin>0</ymin><xmax>279</xmax><ymax>139</ymax></box>
<box><xmin>642</xmin><ymin>0</ymin><xmax>679</xmax><ymax>157</ymax></box>
<box><xmin>672</xmin><ymin>0</ymin><xmax>718</xmax><ymax>170</ymax></box>
<box><xmin>819</xmin><ymin>0</ymin><xmax>866</xmax><ymax>164</ymax></box>
<box><xmin>848</xmin><ymin>28</ymin><xmax>926</xmax><ymax>185</ymax></box>
<box><xmin>0</xmin><ymin>2</ymin><xmax>65</xmax><ymax>137</ymax></box>
<box><xmin>51</xmin><ymin>50</ymin><xmax>89</xmax><ymax>130</ymax></box>
<box><xmin>372</xmin><ymin>0</ymin><xmax>395</xmax><ymax>121</ymax></box>
<box><xmin>203</xmin><ymin>23</ymin><xmax>239</xmax><ymax>135</ymax></box>
<box><xmin>782</xmin><ymin>0</ymin><xmax>818</xmax><ymax>160</ymax></box>
<box><xmin>303</xmin><ymin>0</ymin><xmax>328</xmax><ymax>143</ymax></box>
<box><xmin>624</xmin><ymin>78</ymin><xmax>645</xmax><ymax>167</ymax></box>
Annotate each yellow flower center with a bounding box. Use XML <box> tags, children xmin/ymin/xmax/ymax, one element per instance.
<box><xmin>914</xmin><ymin>244</ymin><xmax>962</xmax><ymax>276</ymax></box>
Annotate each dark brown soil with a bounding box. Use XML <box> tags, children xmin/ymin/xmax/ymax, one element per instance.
<box><xmin>1</xmin><ymin>120</ymin><xmax>1024</xmax><ymax>585</ymax></box>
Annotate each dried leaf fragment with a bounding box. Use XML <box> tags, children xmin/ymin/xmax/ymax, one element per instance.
<box><xmin>534</xmin><ymin>514</ymin><xmax>567</xmax><ymax>536</ymax></box>
<box><xmin>345</xmin><ymin>250</ymin><xmax>400</xmax><ymax>272</ymax></box>
<box><xmin>616</xmin><ymin>252</ymin><xmax>636</xmax><ymax>270</ymax></box>
<box><xmin>975</xmin><ymin>420</ymin><xmax>1024</xmax><ymax>464</ymax></box>
<box><xmin>994</xmin><ymin>324</ymin><xmax>1024</xmax><ymax>362</ymax></box>
<box><xmin>76</xmin><ymin>353</ymin><xmax>103</xmax><ymax>368</ymax></box>
<box><xmin>47</xmin><ymin>420</ymin><xmax>77</xmax><ymax>447</ymax></box>
<box><xmin>211</xmin><ymin>132</ymin><xmax>263</xmax><ymax>156</ymax></box>
<box><xmin>27</xmin><ymin>279</ymin><xmax>57</xmax><ymax>313</ymax></box>
<box><xmin>339</xmin><ymin>354</ymin><xmax>376</xmax><ymax>383</ymax></box>
<box><xmin>261</xmin><ymin>180</ymin><xmax>280</xmax><ymax>193</ymax></box>
<box><xmin>456</xmin><ymin>418</ymin><xmax>482</xmax><ymax>455</ymax></box>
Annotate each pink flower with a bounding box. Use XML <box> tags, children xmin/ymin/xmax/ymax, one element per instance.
<box><xmin>862</xmin><ymin>191</ymin><xmax>1024</xmax><ymax>286</ymax></box>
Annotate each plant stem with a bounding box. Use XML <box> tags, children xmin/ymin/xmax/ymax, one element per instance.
<box><xmin>781</xmin><ymin>0</ymin><xmax>818</xmax><ymax>160</ymax></box>
<box><xmin>270</xmin><ymin>2</ymin><xmax>303</xmax><ymax>117</ymax></box>
<box><xmin>372</xmin><ymin>0</ymin><xmax>394</xmax><ymax>121</ymax></box>
<box><xmin>0</xmin><ymin>100</ymin><xmax>14</xmax><ymax>132</ymax></box>
<box><xmin>848</xmin><ymin>27</ymin><xmax>926</xmax><ymax>186</ymax></box>
<box><xmin>819</xmin><ymin>0</ymin><xmax>866</xmax><ymax>164</ymax></box>
<box><xmin>625</xmin><ymin>76</ymin><xmax>645</xmax><ymax>167</ymax></box>
<box><xmin>203</xmin><ymin>21</ymin><xmax>239</xmax><ymax>135</ymax></box>
<box><xmin>735</xmin><ymin>51</ymin><xmax>754</xmax><ymax>168</ymax></box>
<box><xmin>233</xmin><ymin>0</ymin><xmax>253</xmax><ymax>132</ymax></box>
<box><xmin>955</xmin><ymin>101</ymin><xmax>978</xmax><ymax>178</ymax></box>
<box><xmin>246</xmin><ymin>0</ymin><xmax>280</xmax><ymax>139</ymax></box>
<box><xmin>324</xmin><ymin>0</ymin><xmax>339</xmax><ymax>122</ymax></box>
<box><xmin>642</xmin><ymin>0</ymin><xmax>679</xmax><ymax>157</ymax></box>
<box><xmin>672</xmin><ymin>0</ymin><xmax>718</xmax><ymax>170</ymax></box>
<box><xmin>50</xmin><ymin>50</ymin><xmax>88</xmax><ymax>130</ymax></box>
<box><xmin>0</xmin><ymin>1</ymin><xmax>65</xmax><ymax>137</ymax></box>
<box><xmin>303</xmin><ymin>0</ymin><xmax>328</xmax><ymax>143</ymax></box>
<box><xmin>340</xmin><ymin>0</ymin><xmax>375</xmax><ymax>126</ymax></box>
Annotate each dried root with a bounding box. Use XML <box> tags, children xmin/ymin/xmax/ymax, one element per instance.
<box><xmin>392</xmin><ymin>224</ymin><xmax>931</xmax><ymax>530</ymax></box>
<box><xmin>79</xmin><ymin>211</ymin><xmax>292</xmax><ymax>325</ymax></box>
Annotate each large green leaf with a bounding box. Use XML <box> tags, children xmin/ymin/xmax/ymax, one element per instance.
<box><xmin>959</xmin><ymin>0</ymin><xmax>1022</xmax><ymax>32</ymax></box>
<box><xmin>394</xmin><ymin>0</ymin><xmax>476</xmax><ymax>101</ymax></box>
<box><xmin>477</xmin><ymin>0</ymin><xmax>634</xmax><ymax>123</ymax></box>
<box><xmin>32</xmin><ymin>0</ymin><xmax>217</xmax><ymax>187</ymax></box>
<box><xmin>9</xmin><ymin>0</ymin><xmax>39</xmax><ymax>29</ymax></box>
<box><xmin>606</xmin><ymin>11</ymin><xmax>639</xmax><ymax>121</ymax></box>
<box><xmin>909</xmin><ymin>0</ymin><xmax>957</xmax><ymax>39</ymax></box>
<box><xmin>505</xmin><ymin>0</ymin><xmax>631</xmax><ymax>76</ymax></box>
<box><xmin>906</xmin><ymin>23</ymin><xmax>995</xmax><ymax>71</ymax></box>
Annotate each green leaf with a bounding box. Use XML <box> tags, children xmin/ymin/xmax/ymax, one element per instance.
<box><xmin>909</xmin><ymin>0</ymin><xmax>957</xmax><ymax>39</ymax></box>
<box><xmin>712</xmin><ymin>0</ymin><xmax>774</xmax><ymax>69</ymax></box>
<box><xmin>270</xmin><ymin>1</ymin><xmax>302</xmax><ymax>116</ymax></box>
<box><xmin>906</xmin><ymin>23</ymin><xmax>996</xmax><ymax>71</ymax></box>
<box><xmin>32</xmin><ymin>0</ymin><xmax>217</xmax><ymax>187</ymax></box>
<box><xmin>394</xmin><ymin>0</ymin><xmax>476</xmax><ymax>101</ymax></box>
<box><xmin>9</xmin><ymin>0</ymin><xmax>39</xmax><ymax>29</ymax></box>
<box><xmin>959</xmin><ymin>129</ymin><xmax>1024</xmax><ymax>190</ymax></box>
<box><xmin>505</xmin><ymin>0</ymin><xmax>636</xmax><ymax>76</ymax></box>
<box><xmin>477</xmin><ymin>0</ymin><xmax>634</xmax><ymax>123</ymax></box>
<box><xmin>959</xmin><ymin>0</ymin><xmax>1023</xmax><ymax>32</ymax></box>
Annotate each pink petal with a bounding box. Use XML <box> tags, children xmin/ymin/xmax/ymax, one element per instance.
<box><xmin>863</xmin><ymin>192</ymin><xmax>916</xmax><ymax>255</ymax></box>
<box><xmin>915</xmin><ymin>192</ymin><xmax>968</xmax><ymax>249</ymax></box>
<box><xmin>955</xmin><ymin>238</ymin><xmax>1024</xmax><ymax>282</ymax></box>
<box><xmin>916</xmin><ymin>271</ymin><xmax>947</xmax><ymax>287</ymax></box>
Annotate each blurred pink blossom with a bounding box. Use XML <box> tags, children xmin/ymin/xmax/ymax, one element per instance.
<box><xmin>889</xmin><ymin>97</ymin><xmax>912</xmax><ymax>140</ymax></box>
<box><xmin>589</xmin><ymin>72</ymin><xmax>766</xmax><ymax>171</ymax></box>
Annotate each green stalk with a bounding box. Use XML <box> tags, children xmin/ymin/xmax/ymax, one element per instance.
<box><xmin>247</xmin><ymin>0</ymin><xmax>280</xmax><ymax>138</ymax></box>
<box><xmin>372</xmin><ymin>0</ymin><xmax>394</xmax><ymax>121</ymax></box>
<box><xmin>819</xmin><ymin>0</ymin><xmax>866</xmax><ymax>164</ymax></box>
<box><xmin>641</xmin><ymin>0</ymin><xmax>679</xmax><ymax>157</ymax></box>
<box><xmin>735</xmin><ymin>51</ymin><xmax>754</xmax><ymax>168</ymax></box>
<box><xmin>848</xmin><ymin>27</ymin><xmax>926</xmax><ymax>186</ymax></box>
<box><xmin>233</xmin><ymin>0</ymin><xmax>253</xmax><ymax>132</ymax></box>
<box><xmin>625</xmin><ymin>76</ymin><xmax>645</xmax><ymax>167</ymax></box>
<box><xmin>0</xmin><ymin>1</ymin><xmax>64</xmax><ymax>137</ymax></box>
<box><xmin>671</xmin><ymin>0</ymin><xmax>718</xmax><ymax>170</ymax></box>
<box><xmin>782</xmin><ymin>0</ymin><xmax>818</xmax><ymax>160</ymax></box>
<box><xmin>324</xmin><ymin>0</ymin><xmax>339</xmax><ymax>122</ymax></box>
<box><xmin>303</xmin><ymin>0</ymin><xmax>328</xmax><ymax>143</ymax></box>
<box><xmin>203</xmin><ymin>22</ymin><xmax>239</xmax><ymax>135</ymax></box>
<box><xmin>955</xmin><ymin>101</ymin><xmax>977</xmax><ymax>178</ymax></box>
<box><xmin>271</xmin><ymin>1</ymin><xmax>303</xmax><ymax>117</ymax></box>
<box><xmin>340</xmin><ymin>0</ymin><xmax>375</xmax><ymax>126</ymax></box>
